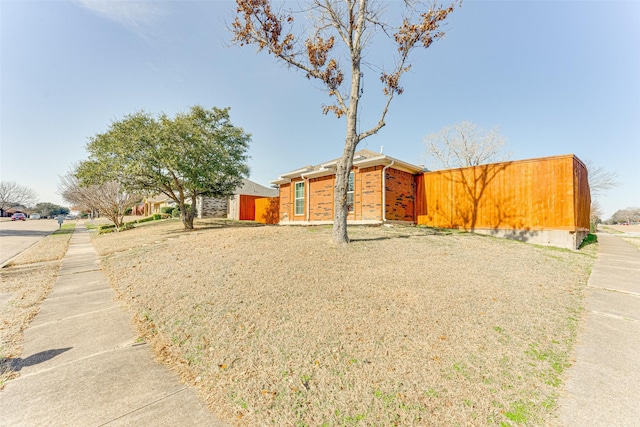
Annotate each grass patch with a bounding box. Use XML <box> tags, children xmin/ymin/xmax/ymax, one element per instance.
<box><xmin>95</xmin><ymin>222</ymin><xmax>594</xmax><ymax>426</ymax></box>
<box><xmin>579</xmin><ymin>233</ymin><xmax>597</xmax><ymax>249</ymax></box>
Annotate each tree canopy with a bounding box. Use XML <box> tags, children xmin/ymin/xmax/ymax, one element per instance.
<box><xmin>33</xmin><ymin>202</ymin><xmax>69</xmax><ymax>218</ymax></box>
<box><xmin>232</xmin><ymin>0</ymin><xmax>458</xmax><ymax>244</ymax></box>
<box><xmin>77</xmin><ymin>106</ymin><xmax>250</xmax><ymax>230</ymax></box>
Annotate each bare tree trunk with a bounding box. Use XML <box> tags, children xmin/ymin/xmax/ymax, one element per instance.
<box><xmin>332</xmin><ymin>45</ymin><xmax>362</xmax><ymax>244</ymax></box>
<box><xmin>332</xmin><ymin>138</ymin><xmax>357</xmax><ymax>244</ymax></box>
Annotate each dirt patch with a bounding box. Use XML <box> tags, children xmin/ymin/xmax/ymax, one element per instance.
<box><xmin>94</xmin><ymin>219</ymin><xmax>595</xmax><ymax>426</ymax></box>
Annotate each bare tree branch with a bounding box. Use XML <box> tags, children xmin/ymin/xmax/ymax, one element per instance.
<box><xmin>231</xmin><ymin>0</ymin><xmax>459</xmax><ymax>243</ymax></box>
<box><xmin>0</xmin><ymin>181</ymin><xmax>38</xmax><ymax>213</ymax></box>
<box><xmin>424</xmin><ymin>121</ymin><xmax>511</xmax><ymax>169</ymax></box>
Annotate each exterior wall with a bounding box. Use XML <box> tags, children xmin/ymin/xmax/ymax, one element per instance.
<box><xmin>415</xmin><ymin>155</ymin><xmax>591</xmax><ymax>249</ymax></box>
<box><xmin>359</xmin><ymin>166</ymin><xmax>383</xmax><ymax>221</ymax></box>
<box><xmin>276</xmin><ymin>154</ymin><xmax>589</xmax><ymax>249</ymax></box>
<box><xmin>385</xmin><ymin>168</ymin><xmax>415</xmax><ymax>222</ymax></box>
<box><xmin>572</xmin><ymin>156</ymin><xmax>591</xmax><ymax>231</ymax></box>
<box><xmin>309</xmin><ymin>175</ymin><xmax>334</xmax><ymax>221</ymax></box>
<box><xmin>279</xmin><ymin>182</ymin><xmax>292</xmax><ymax>222</ymax></box>
<box><xmin>196</xmin><ymin>196</ymin><xmax>227</xmax><ymax>219</ymax></box>
<box><xmin>278</xmin><ymin>166</ymin><xmax>408</xmax><ymax>224</ymax></box>
<box><xmin>255</xmin><ymin>197</ymin><xmax>280</xmax><ymax>224</ymax></box>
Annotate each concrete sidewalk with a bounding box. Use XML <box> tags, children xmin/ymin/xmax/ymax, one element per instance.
<box><xmin>559</xmin><ymin>232</ymin><xmax>640</xmax><ymax>426</ymax></box>
<box><xmin>0</xmin><ymin>224</ymin><xmax>226</xmax><ymax>426</ymax></box>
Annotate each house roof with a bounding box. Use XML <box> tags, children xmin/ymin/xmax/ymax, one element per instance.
<box><xmin>271</xmin><ymin>149</ymin><xmax>424</xmax><ymax>185</ymax></box>
<box><xmin>233</xmin><ymin>178</ymin><xmax>278</xmax><ymax>197</ymax></box>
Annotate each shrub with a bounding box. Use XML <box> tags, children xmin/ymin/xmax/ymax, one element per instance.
<box><xmin>171</xmin><ymin>207</ymin><xmax>181</xmax><ymax>218</ymax></box>
<box><xmin>161</xmin><ymin>206</ymin><xmax>175</xmax><ymax>215</ymax></box>
<box><xmin>136</xmin><ymin>216</ymin><xmax>155</xmax><ymax>224</ymax></box>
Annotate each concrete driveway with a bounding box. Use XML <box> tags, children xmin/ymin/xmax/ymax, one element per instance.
<box><xmin>0</xmin><ymin>218</ymin><xmax>61</xmax><ymax>266</ymax></box>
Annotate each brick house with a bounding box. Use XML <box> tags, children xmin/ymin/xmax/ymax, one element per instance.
<box><xmin>270</xmin><ymin>150</ymin><xmax>591</xmax><ymax>249</ymax></box>
<box><xmin>271</xmin><ymin>149</ymin><xmax>424</xmax><ymax>225</ymax></box>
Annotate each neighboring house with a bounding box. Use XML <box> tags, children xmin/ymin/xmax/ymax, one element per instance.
<box><xmin>142</xmin><ymin>195</ymin><xmax>176</xmax><ymax>216</ymax></box>
<box><xmin>2</xmin><ymin>206</ymin><xmax>27</xmax><ymax>217</ymax></box>
<box><xmin>196</xmin><ymin>178</ymin><xmax>278</xmax><ymax>220</ymax></box>
<box><xmin>271</xmin><ymin>150</ymin><xmax>591</xmax><ymax>249</ymax></box>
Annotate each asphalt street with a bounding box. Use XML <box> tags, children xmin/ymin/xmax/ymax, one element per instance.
<box><xmin>0</xmin><ymin>218</ymin><xmax>60</xmax><ymax>267</ymax></box>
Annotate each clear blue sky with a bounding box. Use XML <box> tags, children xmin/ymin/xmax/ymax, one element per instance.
<box><xmin>1</xmin><ymin>0</ymin><xmax>638</xmax><ymax>220</ymax></box>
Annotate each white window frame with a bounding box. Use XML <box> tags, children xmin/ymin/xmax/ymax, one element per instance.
<box><xmin>294</xmin><ymin>181</ymin><xmax>305</xmax><ymax>216</ymax></box>
<box><xmin>347</xmin><ymin>171</ymin><xmax>354</xmax><ymax>213</ymax></box>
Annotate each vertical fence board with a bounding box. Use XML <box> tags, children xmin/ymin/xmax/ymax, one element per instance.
<box><xmin>255</xmin><ymin>197</ymin><xmax>280</xmax><ymax>224</ymax></box>
<box><xmin>416</xmin><ymin>155</ymin><xmax>590</xmax><ymax>231</ymax></box>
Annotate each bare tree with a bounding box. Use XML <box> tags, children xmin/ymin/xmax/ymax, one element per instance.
<box><xmin>583</xmin><ymin>159</ymin><xmax>619</xmax><ymax>198</ymax></box>
<box><xmin>610</xmin><ymin>207</ymin><xmax>640</xmax><ymax>224</ymax></box>
<box><xmin>424</xmin><ymin>121</ymin><xmax>511</xmax><ymax>170</ymax></box>
<box><xmin>0</xmin><ymin>181</ymin><xmax>38</xmax><ymax>215</ymax></box>
<box><xmin>581</xmin><ymin>160</ymin><xmax>619</xmax><ymax>230</ymax></box>
<box><xmin>590</xmin><ymin>199</ymin><xmax>603</xmax><ymax>230</ymax></box>
<box><xmin>59</xmin><ymin>171</ymin><xmax>140</xmax><ymax>231</ymax></box>
<box><xmin>232</xmin><ymin>0</ymin><xmax>458</xmax><ymax>244</ymax></box>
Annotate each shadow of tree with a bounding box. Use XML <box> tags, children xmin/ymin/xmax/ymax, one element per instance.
<box><xmin>450</xmin><ymin>162</ymin><xmax>513</xmax><ymax>232</ymax></box>
<box><xmin>1</xmin><ymin>347</ymin><xmax>72</xmax><ymax>373</ymax></box>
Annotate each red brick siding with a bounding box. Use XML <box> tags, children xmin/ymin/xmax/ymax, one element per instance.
<box><xmin>279</xmin><ymin>166</ymin><xmax>414</xmax><ymax>223</ymax></box>
<box><xmin>385</xmin><ymin>168</ymin><xmax>415</xmax><ymax>222</ymax></box>
<box><xmin>279</xmin><ymin>183</ymin><xmax>291</xmax><ymax>221</ymax></box>
<box><xmin>309</xmin><ymin>175</ymin><xmax>334</xmax><ymax>221</ymax></box>
<box><xmin>360</xmin><ymin>166</ymin><xmax>383</xmax><ymax>221</ymax></box>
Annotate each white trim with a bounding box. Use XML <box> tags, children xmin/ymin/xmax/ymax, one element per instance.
<box><xmin>281</xmin><ymin>167</ymin><xmax>314</xmax><ymax>178</ymax></box>
<box><xmin>354</xmin><ymin>155</ymin><xmax>423</xmax><ymax>174</ymax></box>
<box><xmin>270</xmin><ymin>177</ymin><xmax>291</xmax><ymax>185</ymax></box>
<box><xmin>294</xmin><ymin>181</ymin><xmax>305</xmax><ymax>216</ymax></box>
<box><xmin>347</xmin><ymin>171</ymin><xmax>355</xmax><ymax>213</ymax></box>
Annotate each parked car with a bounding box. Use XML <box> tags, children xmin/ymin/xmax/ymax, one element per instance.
<box><xmin>11</xmin><ymin>213</ymin><xmax>27</xmax><ymax>221</ymax></box>
<box><xmin>29</xmin><ymin>213</ymin><xmax>41</xmax><ymax>220</ymax></box>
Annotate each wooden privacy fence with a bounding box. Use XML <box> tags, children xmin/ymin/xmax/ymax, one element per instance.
<box><xmin>415</xmin><ymin>155</ymin><xmax>590</xmax><ymax>232</ymax></box>
<box><xmin>254</xmin><ymin>197</ymin><xmax>280</xmax><ymax>224</ymax></box>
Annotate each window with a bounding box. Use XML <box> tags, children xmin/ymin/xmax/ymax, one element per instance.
<box><xmin>347</xmin><ymin>172</ymin><xmax>354</xmax><ymax>213</ymax></box>
<box><xmin>294</xmin><ymin>181</ymin><xmax>305</xmax><ymax>216</ymax></box>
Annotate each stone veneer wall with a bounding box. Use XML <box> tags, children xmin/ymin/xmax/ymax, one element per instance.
<box><xmin>196</xmin><ymin>196</ymin><xmax>228</xmax><ymax>219</ymax></box>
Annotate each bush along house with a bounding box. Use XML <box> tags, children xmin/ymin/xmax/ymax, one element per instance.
<box><xmin>270</xmin><ymin>149</ymin><xmax>591</xmax><ymax>250</ymax></box>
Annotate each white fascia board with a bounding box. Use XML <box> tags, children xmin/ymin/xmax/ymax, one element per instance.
<box><xmin>270</xmin><ymin>178</ymin><xmax>291</xmax><ymax>185</ymax></box>
<box><xmin>280</xmin><ymin>167</ymin><xmax>314</xmax><ymax>179</ymax></box>
<box><xmin>354</xmin><ymin>155</ymin><xmax>424</xmax><ymax>174</ymax></box>
<box><xmin>302</xmin><ymin>167</ymin><xmax>335</xmax><ymax>179</ymax></box>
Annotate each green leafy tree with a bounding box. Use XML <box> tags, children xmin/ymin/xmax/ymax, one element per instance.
<box><xmin>78</xmin><ymin>106</ymin><xmax>250</xmax><ymax>230</ymax></box>
<box><xmin>33</xmin><ymin>202</ymin><xmax>69</xmax><ymax>218</ymax></box>
<box><xmin>232</xmin><ymin>0</ymin><xmax>458</xmax><ymax>244</ymax></box>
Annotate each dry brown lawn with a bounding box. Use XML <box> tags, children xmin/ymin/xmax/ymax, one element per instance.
<box><xmin>91</xmin><ymin>218</ymin><xmax>596</xmax><ymax>427</ymax></box>
<box><xmin>0</xmin><ymin>224</ymin><xmax>75</xmax><ymax>387</ymax></box>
